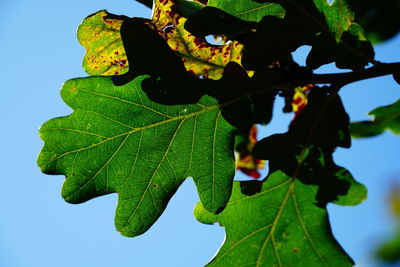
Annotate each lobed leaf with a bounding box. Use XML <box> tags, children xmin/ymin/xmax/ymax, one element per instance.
<box><xmin>186</xmin><ymin>0</ymin><xmax>375</xmax><ymax>70</ymax></box>
<box><xmin>38</xmin><ymin>75</ymin><xmax>236</xmax><ymax>237</ymax></box>
<box><xmin>350</xmin><ymin>99</ymin><xmax>400</xmax><ymax>138</ymax></box>
<box><xmin>153</xmin><ymin>0</ymin><xmax>244</xmax><ymax>79</ymax></box>
<box><xmin>194</xmin><ymin>88</ymin><xmax>366</xmax><ymax>266</ymax></box>
<box><xmin>195</xmin><ymin>171</ymin><xmax>354</xmax><ymax>266</ymax></box>
<box><xmin>78</xmin><ymin>10</ymin><xmax>130</xmax><ymax>76</ymax></box>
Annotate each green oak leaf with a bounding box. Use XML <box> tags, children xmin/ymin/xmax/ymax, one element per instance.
<box><xmin>332</xmin><ymin>167</ymin><xmax>367</xmax><ymax>206</ymax></box>
<box><xmin>38</xmin><ymin>75</ymin><xmax>236</xmax><ymax>237</ymax></box>
<box><xmin>206</xmin><ymin>0</ymin><xmax>285</xmax><ymax>21</ymax></box>
<box><xmin>313</xmin><ymin>0</ymin><xmax>354</xmax><ymax>42</ymax></box>
<box><xmin>350</xmin><ymin>99</ymin><xmax>400</xmax><ymax>138</ymax></box>
<box><xmin>195</xmin><ymin>171</ymin><xmax>354</xmax><ymax>266</ymax></box>
<box><xmin>175</xmin><ymin>0</ymin><xmax>205</xmax><ymax>17</ymax></box>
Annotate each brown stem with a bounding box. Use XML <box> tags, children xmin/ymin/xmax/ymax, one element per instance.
<box><xmin>295</xmin><ymin>62</ymin><xmax>400</xmax><ymax>87</ymax></box>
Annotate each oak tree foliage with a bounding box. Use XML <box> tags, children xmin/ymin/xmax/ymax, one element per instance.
<box><xmin>38</xmin><ymin>0</ymin><xmax>400</xmax><ymax>265</ymax></box>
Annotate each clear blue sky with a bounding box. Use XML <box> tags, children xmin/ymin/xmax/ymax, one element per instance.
<box><xmin>0</xmin><ymin>1</ymin><xmax>399</xmax><ymax>266</ymax></box>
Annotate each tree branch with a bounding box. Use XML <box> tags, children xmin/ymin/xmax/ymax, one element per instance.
<box><xmin>297</xmin><ymin>62</ymin><xmax>400</xmax><ymax>87</ymax></box>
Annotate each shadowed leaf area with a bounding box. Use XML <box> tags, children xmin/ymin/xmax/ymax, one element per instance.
<box><xmin>350</xmin><ymin>99</ymin><xmax>400</xmax><ymax>138</ymax></box>
<box><xmin>38</xmin><ymin>21</ymin><xmax>251</xmax><ymax>237</ymax></box>
<box><xmin>78</xmin><ymin>0</ymin><xmax>244</xmax><ymax>80</ymax></box>
<box><xmin>195</xmin><ymin>88</ymin><xmax>367</xmax><ymax>266</ymax></box>
<box><xmin>37</xmin><ymin>1</ymin><xmax>392</xmax><ymax>265</ymax></box>
<box><xmin>184</xmin><ymin>0</ymin><xmax>374</xmax><ymax>70</ymax></box>
<box><xmin>37</xmin><ymin>19</ymin><xmax>278</xmax><ymax>238</ymax></box>
<box><xmin>113</xmin><ymin>20</ymin><xmax>277</xmax><ymax>127</ymax></box>
<box><xmin>253</xmin><ymin>88</ymin><xmax>367</xmax><ymax>206</ymax></box>
<box><xmin>152</xmin><ymin>0</ymin><xmax>244</xmax><ymax>79</ymax></box>
<box><xmin>347</xmin><ymin>0</ymin><xmax>400</xmax><ymax>43</ymax></box>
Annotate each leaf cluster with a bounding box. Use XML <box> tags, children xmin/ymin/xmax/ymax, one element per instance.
<box><xmin>38</xmin><ymin>0</ymin><xmax>400</xmax><ymax>266</ymax></box>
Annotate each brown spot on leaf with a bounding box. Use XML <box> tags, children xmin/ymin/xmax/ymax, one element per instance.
<box><xmin>283</xmin><ymin>232</ymin><xmax>289</xmax><ymax>238</ymax></box>
<box><xmin>194</xmin><ymin>37</ymin><xmax>207</xmax><ymax>48</ymax></box>
<box><xmin>292</xmin><ymin>248</ymin><xmax>300</xmax><ymax>253</ymax></box>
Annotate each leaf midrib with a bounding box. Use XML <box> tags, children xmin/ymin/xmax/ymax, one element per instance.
<box><xmin>119</xmin><ymin>118</ymin><xmax>187</xmax><ymax>233</ymax></box>
<box><xmin>210</xmin><ymin>178</ymin><xmax>331</xmax><ymax>266</ymax></box>
<box><xmin>47</xmin><ymin>75</ymin><xmax>267</xmax><ymax>165</ymax></box>
<box><xmin>233</xmin><ymin>3</ymin><xmax>280</xmax><ymax>18</ymax></box>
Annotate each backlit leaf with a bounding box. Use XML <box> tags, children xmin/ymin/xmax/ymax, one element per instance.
<box><xmin>152</xmin><ymin>0</ymin><xmax>244</xmax><ymax>79</ymax></box>
<box><xmin>292</xmin><ymin>84</ymin><xmax>313</xmax><ymax>116</ymax></box>
<box><xmin>78</xmin><ymin>10</ymin><xmax>130</xmax><ymax>76</ymax></box>
<box><xmin>195</xmin><ymin>171</ymin><xmax>354</xmax><ymax>266</ymax></box>
<box><xmin>206</xmin><ymin>0</ymin><xmax>285</xmax><ymax>21</ymax></box>
<box><xmin>313</xmin><ymin>0</ymin><xmax>354</xmax><ymax>42</ymax></box>
<box><xmin>195</xmin><ymin>89</ymin><xmax>366</xmax><ymax>266</ymax></box>
<box><xmin>38</xmin><ymin>75</ymin><xmax>236</xmax><ymax>237</ymax></box>
<box><xmin>235</xmin><ymin>125</ymin><xmax>265</xmax><ymax>179</ymax></box>
<box><xmin>350</xmin><ymin>99</ymin><xmax>400</xmax><ymax>138</ymax></box>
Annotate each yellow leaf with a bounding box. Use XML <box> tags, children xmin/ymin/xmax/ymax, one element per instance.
<box><xmin>152</xmin><ymin>0</ymin><xmax>244</xmax><ymax>79</ymax></box>
<box><xmin>78</xmin><ymin>10</ymin><xmax>130</xmax><ymax>76</ymax></box>
<box><xmin>236</xmin><ymin>125</ymin><xmax>265</xmax><ymax>178</ymax></box>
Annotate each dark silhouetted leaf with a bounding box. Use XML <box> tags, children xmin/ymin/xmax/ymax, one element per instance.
<box><xmin>348</xmin><ymin>0</ymin><xmax>400</xmax><ymax>43</ymax></box>
<box><xmin>307</xmin><ymin>23</ymin><xmax>375</xmax><ymax>71</ymax></box>
<box><xmin>195</xmin><ymin>87</ymin><xmax>367</xmax><ymax>264</ymax></box>
<box><xmin>350</xmin><ymin>99</ymin><xmax>400</xmax><ymax>138</ymax></box>
<box><xmin>289</xmin><ymin>88</ymin><xmax>351</xmax><ymax>149</ymax></box>
<box><xmin>134</xmin><ymin>0</ymin><xmax>154</xmax><ymax>9</ymax></box>
<box><xmin>184</xmin><ymin>6</ymin><xmax>257</xmax><ymax>40</ymax></box>
<box><xmin>186</xmin><ymin>0</ymin><xmax>374</xmax><ymax>70</ymax></box>
<box><xmin>393</xmin><ymin>72</ymin><xmax>400</xmax><ymax>85</ymax></box>
<box><xmin>253</xmin><ymin>136</ymin><xmax>366</xmax><ymax>207</ymax></box>
<box><xmin>252</xmin><ymin>89</ymin><xmax>364</xmax><ymax>207</ymax></box>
